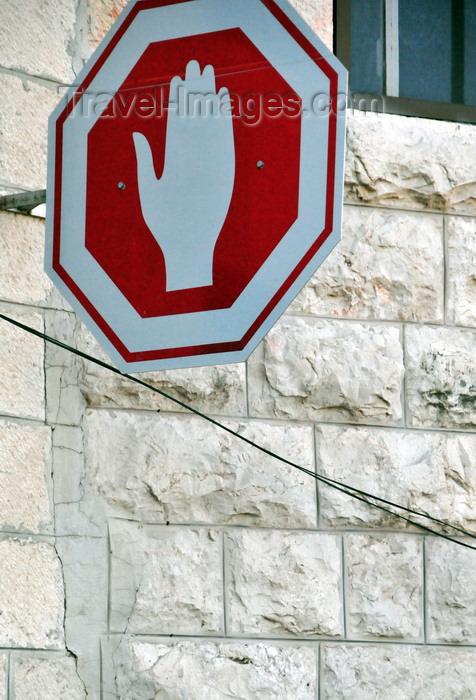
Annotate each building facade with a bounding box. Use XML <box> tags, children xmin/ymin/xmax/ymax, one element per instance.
<box><xmin>0</xmin><ymin>0</ymin><xmax>475</xmax><ymax>697</ymax></box>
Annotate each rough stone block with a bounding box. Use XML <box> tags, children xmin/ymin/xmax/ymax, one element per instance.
<box><xmin>405</xmin><ymin>325</ymin><xmax>476</xmax><ymax>429</ymax></box>
<box><xmin>316</xmin><ymin>425</ymin><xmax>476</xmax><ymax>534</ymax></box>
<box><xmin>290</xmin><ymin>0</ymin><xmax>333</xmax><ymax>48</ymax></box>
<box><xmin>248</xmin><ymin>317</ymin><xmax>404</xmax><ymax>425</ymax></box>
<box><xmin>0</xmin><ymin>538</ymin><xmax>64</xmax><ymax>649</ymax></box>
<box><xmin>321</xmin><ymin>644</ymin><xmax>476</xmax><ymax>699</ymax></box>
<box><xmin>110</xmin><ymin>522</ymin><xmax>224</xmax><ymax>635</ymax></box>
<box><xmin>0</xmin><ymin>420</ymin><xmax>52</xmax><ymax>533</ymax></box>
<box><xmin>0</xmin><ymin>0</ymin><xmax>76</xmax><ymax>83</ymax></box>
<box><xmin>0</xmin><ymin>655</ymin><xmax>6</xmax><ymax>700</ymax></box>
<box><xmin>290</xmin><ymin>206</ymin><xmax>444</xmax><ymax>322</ymax></box>
<box><xmin>0</xmin><ymin>212</ymin><xmax>53</xmax><ymax>306</ymax></box>
<box><xmin>87</xmin><ymin>0</ymin><xmax>129</xmax><ymax>48</ymax></box>
<box><xmin>12</xmin><ymin>656</ymin><xmax>86</xmax><ymax>700</ymax></box>
<box><xmin>45</xmin><ymin>310</ymin><xmax>247</xmax><ymax>419</ymax></box>
<box><xmin>225</xmin><ymin>530</ymin><xmax>342</xmax><ymax>637</ymax></box>
<box><xmin>88</xmin><ymin>0</ymin><xmax>129</xmax><ymax>48</ymax></box>
<box><xmin>82</xmin><ymin>409</ymin><xmax>316</xmax><ymax>527</ymax></box>
<box><xmin>0</xmin><ymin>309</ymin><xmax>45</xmax><ymax>421</ymax></box>
<box><xmin>446</xmin><ymin>216</ymin><xmax>476</xmax><ymax>328</ymax></box>
<box><xmin>111</xmin><ymin>639</ymin><xmax>318</xmax><ymax>700</ymax></box>
<box><xmin>345</xmin><ymin>534</ymin><xmax>423</xmax><ymax>640</ymax></box>
<box><xmin>426</xmin><ymin>539</ymin><xmax>476</xmax><ymax>644</ymax></box>
<box><xmin>345</xmin><ymin>113</ymin><xmax>476</xmax><ymax>215</ymax></box>
<box><xmin>0</xmin><ymin>73</ymin><xmax>59</xmax><ymax>190</ymax></box>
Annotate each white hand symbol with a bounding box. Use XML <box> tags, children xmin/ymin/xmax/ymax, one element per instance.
<box><xmin>133</xmin><ymin>60</ymin><xmax>235</xmax><ymax>292</ymax></box>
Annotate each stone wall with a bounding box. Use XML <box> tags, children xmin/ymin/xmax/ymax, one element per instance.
<box><xmin>0</xmin><ymin>0</ymin><xmax>475</xmax><ymax>698</ymax></box>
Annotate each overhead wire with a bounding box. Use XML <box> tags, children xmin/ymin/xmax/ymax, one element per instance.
<box><xmin>1</xmin><ymin>311</ymin><xmax>475</xmax><ymax>551</ymax></box>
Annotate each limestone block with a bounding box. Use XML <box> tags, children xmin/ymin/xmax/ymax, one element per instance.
<box><xmin>88</xmin><ymin>0</ymin><xmax>129</xmax><ymax>48</ymax></box>
<box><xmin>0</xmin><ymin>655</ymin><xmax>6</xmax><ymax>700</ymax></box>
<box><xmin>290</xmin><ymin>0</ymin><xmax>333</xmax><ymax>49</ymax></box>
<box><xmin>45</xmin><ymin>310</ymin><xmax>247</xmax><ymax>419</ymax></box>
<box><xmin>290</xmin><ymin>206</ymin><xmax>444</xmax><ymax>323</ymax></box>
<box><xmin>321</xmin><ymin>644</ymin><xmax>476</xmax><ymax>699</ymax></box>
<box><xmin>0</xmin><ymin>539</ymin><xmax>64</xmax><ymax>649</ymax></box>
<box><xmin>12</xmin><ymin>656</ymin><xmax>86</xmax><ymax>700</ymax></box>
<box><xmin>0</xmin><ymin>0</ymin><xmax>76</xmax><ymax>83</ymax></box>
<box><xmin>111</xmin><ymin>639</ymin><xmax>317</xmax><ymax>700</ymax></box>
<box><xmin>87</xmin><ymin>0</ymin><xmax>333</xmax><ymax>51</ymax></box>
<box><xmin>248</xmin><ymin>317</ymin><xmax>404</xmax><ymax>424</ymax></box>
<box><xmin>346</xmin><ymin>113</ymin><xmax>476</xmax><ymax>215</ymax></box>
<box><xmin>0</xmin><ymin>212</ymin><xmax>53</xmax><ymax>306</ymax></box>
<box><xmin>225</xmin><ymin>530</ymin><xmax>342</xmax><ymax>637</ymax></box>
<box><xmin>0</xmin><ymin>309</ymin><xmax>45</xmax><ymax>421</ymax></box>
<box><xmin>82</xmin><ymin>409</ymin><xmax>316</xmax><ymax>527</ymax></box>
<box><xmin>446</xmin><ymin>216</ymin><xmax>476</xmax><ymax>327</ymax></box>
<box><xmin>0</xmin><ymin>73</ymin><xmax>59</xmax><ymax>190</ymax></box>
<box><xmin>405</xmin><ymin>325</ymin><xmax>476</xmax><ymax>429</ymax></box>
<box><xmin>316</xmin><ymin>425</ymin><xmax>476</xmax><ymax>534</ymax></box>
<box><xmin>426</xmin><ymin>539</ymin><xmax>476</xmax><ymax>644</ymax></box>
<box><xmin>0</xmin><ymin>420</ymin><xmax>52</xmax><ymax>532</ymax></box>
<box><xmin>345</xmin><ymin>534</ymin><xmax>423</xmax><ymax>640</ymax></box>
<box><xmin>110</xmin><ymin>522</ymin><xmax>224</xmax><ymax>635</ymax></box>
<box><xmin>82</xmin><ymin>356</ymin><xmax>247</xmax><ymax>416</ymax></box>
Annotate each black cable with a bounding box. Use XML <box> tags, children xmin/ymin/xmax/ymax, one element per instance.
<box><xmin>1</xmin><ymin>311</ymin><xmax>475</xmax><ymax>551</ymax></box>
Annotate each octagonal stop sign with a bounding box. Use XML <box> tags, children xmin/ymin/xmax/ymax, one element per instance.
<box><xmin>46</xmin><ymin>0</ymin><xmax>347</xmax><ymax>372</ymax></box>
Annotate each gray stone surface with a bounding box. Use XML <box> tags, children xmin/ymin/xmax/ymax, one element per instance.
<box><xmin>0</xmin><ymin>308</ymin><xmax>45</xmax><ymax>421</ymax></box>
<box><xmin>290</xmin><ymin>206</ymin><xmax>444</xmax><ymax>322</ymax></box>
<box><xmin>0</xmin><ymin>655</ymin><xmax>6</xmax><ymax>700</ymax></box>
<box><xmin>110</xmin><ymin>522</ymin><xmax>224</xmax><ymax>635</ymax></box>
<box><xmin>248</xmin><ymin>317</ymin><xmax>404</xmax><ymax>424</ymax></box>
<box><xmin>52</xmin><ymin>425</ymin><xmax>96</xmax><ymax>537</ymax></box>
<box><xmin>55</xmin><ymin>536</ymin><xmax>108</xmax><ymax>696</ymax></box>
<box><xmin>426</xmin><ymin>539</ymin><xmax>476</xmax><ymax>644</ymax></box>
<box><xmin>0</xmin><ymin>420</ymin><xmax>51</xmax><ymax>533</ymax></box>
<box><xmin>45</xmin><ymin>311</ymin><xmax>87</xmax><ymax>427</ymax></box>
<box><xmin>0</xmin><ymin>539</ymin><xmax>64</xmax><ymax>649</ymax></box>
<box><xmin>0</xmin><ymin>73</ymin><xmax>59</xmax><ymax>190</ymax></box>
<box><xmin>225</xmin><ymin>530</ymin><xmax>342</xmax><ymax>637</ymax></box>
<box><xmin>405</xmin><ymin>325</ymin><xmax>476</xmax><ymax>429</ymax></box>
<box><xmin>345</xmin><ymin>534</ymin><xmax>423</xmax><ymax>640</ymax></box>
<box><xmin>0</xmin><ymin>213</ymin><xmax>53</xmax><ymax>307</ymax></box>
<box><xmin>446</xmin><ymin>216</ymin><xmax>476</xmax><ymax>328</ymax></box>
<box><xmin>82</xmin><ymin>409</ymin><xmax>317</xmax><ymax>528</ymax></box>
<box><xmin>111</xmin><ymin>639</ymin><xmax>318</xmax><ymax>700</ymax></box>
<box><xmin>346</xmin><ymin>113</ymin><xmax>476</xmax><ymax>214</ymax></box>
<box><xmin>316</xmin><ymin>425</ymin><xmax>476</xmax><ymax>534</ymax></box>
<box><xmin>12</xmin><ymin>656</ymin><xmax>86</xmax><ymax>700</ymax></box>
<box><xmin>0</xmin><ymin>0</ymin><xmax>76</xmax><ymax>82</ymax></box>
<box><xmin>321</xmin><ymin>644</ymin><xmax>476</xmax><ymax>699</ymax></box>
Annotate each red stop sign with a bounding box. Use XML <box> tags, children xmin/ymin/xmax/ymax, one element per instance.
<box><xmin>85</xmin><ymin>28</ymin><xmax>301</xmax><ymax>318</ymax></box>
<box><xmin>46</xmin><ymin>0</ymin><xmax>347</xmax><ymax>372</ymax></box>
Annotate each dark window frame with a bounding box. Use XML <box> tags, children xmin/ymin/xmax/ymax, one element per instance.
<box><xmin>334</xmin><ymin>0</ymin><xmax>476</xmax><ymax>124</ymax></box>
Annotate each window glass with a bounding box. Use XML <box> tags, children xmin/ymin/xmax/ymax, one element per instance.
<box><xmin>350</xmin><ymin>0</ymin><xmax>384</xmax><ymax>94</ymax></box>
<box><xmin>399</xmin><ymin>0</ymin><xmax>453</xmax><ymax>103</ymax></box>
<box><xmin>465</xmin><ymin>2</ymin><xmax>476</xmax><ymax>104</ymax></box>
